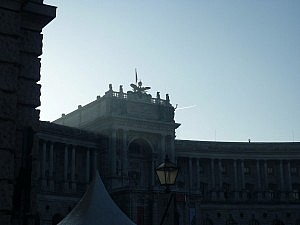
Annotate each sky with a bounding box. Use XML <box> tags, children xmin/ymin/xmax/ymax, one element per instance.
<box><xmin>41</xmin><ymin>1</ymin><xmax>300</xmax><ymax>142</ymax></box>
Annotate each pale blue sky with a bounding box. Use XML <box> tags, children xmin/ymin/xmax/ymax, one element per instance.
<box><xmin>41</xmin><ymin>1</ymin><xmax>300</xmax><ymax>142</ymax></box>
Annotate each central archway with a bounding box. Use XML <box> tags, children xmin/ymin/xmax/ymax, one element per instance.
<box><xmin>127</xmin><ymin>138</ymin><xmax>153</xmax><ymax>189</ymax></box>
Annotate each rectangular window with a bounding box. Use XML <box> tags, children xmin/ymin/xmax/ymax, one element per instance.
<box><xmin>244</xmin><ymin>167</ymin><xmax>250</xmax><ymax>175</ymax></box>
<box><xmin>291</xmin><ymin>167</ymin><xmax>297</xmax><ymax>175</ymax></box>
<box><xmin>267</xmin><ymin>167</ymin><xmax>273</xmax><ymax>175</ymax></box>
<box><xmin>199</xmin><ymin>165</ymin><xmax>204</xmax><ymax>174</ymax></box>
<box><xmin>221</xmin><ymin>165</ymin><xmax>227</xmax><ymax>174</ymax></box>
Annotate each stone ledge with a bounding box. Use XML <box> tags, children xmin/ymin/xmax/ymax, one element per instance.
<box><xmin>21</xmin><ymin>2</ymin><xmax>56</xmax><ymax>32</ymax></box>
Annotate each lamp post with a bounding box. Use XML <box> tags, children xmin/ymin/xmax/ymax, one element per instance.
<box><xmin>155</xmin><ymin>155</ymin><xmax>179</xmax><ymax>225</ymax></box>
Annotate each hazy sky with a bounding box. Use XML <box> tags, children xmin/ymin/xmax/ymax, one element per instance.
<box><xmin>41</xmin><ymin>1</ymin><xmax>300</xmax><ymax>142</ymax></box>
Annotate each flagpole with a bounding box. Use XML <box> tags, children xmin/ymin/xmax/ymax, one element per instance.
<box><xmin>135</xmin><ymin>68</ymin><xmax>138</xmax><ymax>84</ymax></box>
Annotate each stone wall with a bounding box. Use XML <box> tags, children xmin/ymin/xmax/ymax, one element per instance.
<box><xmin>0</xmin><ymin>1</ymin><xmax>55</xmax><ymax>224</ymax></box>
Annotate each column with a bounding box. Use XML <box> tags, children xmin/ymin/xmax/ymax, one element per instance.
<box><xmin>241</xmin><ymin>160</ymin><xmax>246</xmax><ymax>200</ymax></box>
<box><xmin>71</xmin><ymin>145</ymin><xmax>76</xmax><ymax>191</ymax></box>
<box><xmin>218</xmin><ymin>159</ymin><xmax>222</xmax><ymax>189</ymax></box>
<box><xmin>211</xmin><ymin>159</ymin><xmax>216</xmax><ymax>200</ymax></box>
<box><xmin>86</xmin><ymin>149</ymin><xmax>90</xmax><ymax>183</ymax></box>
<box><xmin>111</xmin><ymin>130</ymin><xmax>117</xmax><ymax>176</ymax></box>
<box><xmin>189</xmin><ymin>158</ymin><xmax>193</xmax><ymax>191</ymax></box>
<box><xmin>41</xmin><ymin>141</ymin><xmax>47</xmax><ymax>188</ymax></box>
<box><xmin>122</xmin><ymin>130</ymin><xmax>128</xmax><ymax>177</ymax></box>
<box><xmin>218</xmin><ymin>159</ymin><xmax>224</xmax><ymax>200</ymax></box>
<box><xmin>161</xmin><ymin>135</ymin><xmax>166</xmax><ymax>161</ymax></box>
<box><xmin>287</xmin><ymin>160</ymin><xmax>292</xmax><ymax>192</ymax></box>
<box><xmin>287</xmin><ymin>160</ymin><xmax>292</xmax><ymax>200</ymax></box>
<box><xmin>264</xmin><ymin>160</ymin><xmax>268</xmax><ymax>189</ymax></box>
<box><xmin>49</xmin><ymin>142</ymin><xmax>54</xmax><ymax>190</ymax></box>
<box><xmin>264</xmin><ymin>160</ymin><xmax>268</xmax><ymax>199</ymax></box>
<box><xmin>170</xmin><ymin>135</ymin><xmax>175</xmax><ymax>162</ymax></box>
<box><xmin>64</xmin><ymin>144</ymin><xmax>69</xmax><ymax>192</ymax></box>
<box><xmin>151</xmin><ymin>159</ymin><xmax>155</xmax><ymax>187</ymax></box>
<box><xmin>241</xmin><ymin>160</ymin><xmax>245</xmax><ymax>189</ymax></box>
<box><xmin>279</xmin><ymin>160</ymin><xmax>285</xmax><ymax>200</ymax></box>
<box><xmin>256</xmin><ymin>160</ymin><xmax>261</xmax><ymax>189</ymax></box>
<box><xmin>256</xmin><ymin>160</ymin><xmax>262</xmax><ymax>200</ymax></box>
<box><xmin>196</xmin><ymin>159</ymin><xmax>200</xmax><ymax>192</ymax></box>
<box><xmin>41</xmin><ymin>141</ymin><xmax>46</xmax><ymax>179</ymax></box>
<box><xmin>93</xmin><ymin>150</ymin><xmax>98</xmax><ymax>175</ymax></box>
<box><xmin>233</xmin><ymin>159</ymin><xmax>238</xmax><ymax>200</ymax></box>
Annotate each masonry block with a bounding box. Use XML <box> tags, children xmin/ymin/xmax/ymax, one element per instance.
<box><xmin>0</xmin><ymin>215</ymin><xmax>11</xmax><ymax>225</ymax></box>
<box><xmin>0</xmin><ymin>8</ymin><xmax>20</xmax><ymax>35</ymax></box>
<box><xmin>20</xmin><ymin>53</ymin><xmax>41</xmax><ymax>81</ymax></box>
<box><xmin>17</xmin><ymin>105</ymin><xmax>40</xmax><ymax>127</ymax></box>
<box><xmin>0</xmin><ymin>121</ymin><xmax>16</xmax><ymax>150</ymax></box>
<box><xmin>17</xmin><ymin>78</ymin><xmax>41</xmax><ymax>107</ymax></box>
<box><xmin>0</xmin><ymin>35</ymin><xmax>19</xmax><ymax>63</ymax></box>
<box><xmin>0</xmin><ymin>181</ymin><xmax>13</xmax><ymax>210</ymax></box>
<box><xmin>0</xmin><ymin>63</ymin><xmax>18</xmax><ymax>92</ymax></box>
<box><xmin>0</xmin><ymin>150</ymin><xmax>14</xmax><ymax>180</ymax></box>
<box><xmin>20</xmin><ymin>29</ymin><xmax>43</xmax><ymax>56</ymax></box>
<box><xmin>0</xmin><ymin>91</ymin><xmax>17</xmax><ymax>120</ymax></box>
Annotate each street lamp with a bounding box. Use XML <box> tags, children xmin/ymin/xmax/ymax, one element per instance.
<box><xmin>155</xmin><ymin>155</ymin><xmax>179</xmax><ymax>225</ymax></box>
<box><xmin>155</xmin><ymin>155</ymin><xmax>179</xmax><ymax>192</ymax></box>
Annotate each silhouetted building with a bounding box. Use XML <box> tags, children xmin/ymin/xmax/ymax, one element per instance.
<box><xmin>35</xmin><ymin>83</ymin><xmax>300</xmax><ymax>225</ymax></box>
<box><xmin>1</xmin><ymin>2</ymin><xmax>299</xmax><ymax>225</ymax></box>
<box><xmin>0</xmin><ymin>1</ymin><xmax>56</xmax><ymax>225</ymax></box>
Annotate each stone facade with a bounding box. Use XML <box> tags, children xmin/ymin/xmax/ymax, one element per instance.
<box><xmin>34</xmin><ymin>84</ymin><xmax>300</xmax><ymax>225</ymax></box>
<box><xmin>1</xmin><ymin>2</ymin><xmax>299</xmax><ymax>225</ymax></box>
<box><xmin>0</xmin><ymin>1</ymin><xmax>55</xmax><ymax>224</ymax></box>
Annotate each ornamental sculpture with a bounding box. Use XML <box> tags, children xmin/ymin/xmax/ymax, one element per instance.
<box><xmin>130</xmin><ymin>81</ymin><xmax>151</xmax><ymax>94</ymax></box>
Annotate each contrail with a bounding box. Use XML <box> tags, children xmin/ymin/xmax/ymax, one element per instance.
<box><xmin>175</xmin><ymin>105</ymin><xmax>197</xmax><ymax>110</ymax></box>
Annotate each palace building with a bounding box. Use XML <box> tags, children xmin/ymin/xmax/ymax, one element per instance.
<box><xmin>1</xmin><ymin>2</ymin><xmax>299</xmax><ymax>225</ymax></box>
<box><xmin>34</xmin><ymin>82</ymin><xmax>300</xmax><ymax>225</ymax></box>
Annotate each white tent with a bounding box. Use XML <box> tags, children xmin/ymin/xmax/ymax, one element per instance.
<box><xmin>58</xmin><ymin>173</ymin><xmax>136</xmax><ymax>225</ymax></box>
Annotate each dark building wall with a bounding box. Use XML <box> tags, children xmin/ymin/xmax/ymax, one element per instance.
<box><xmin>0</xmin><ymin>1</ymin><xmax>55</xmax><ymax>224</ymax></box>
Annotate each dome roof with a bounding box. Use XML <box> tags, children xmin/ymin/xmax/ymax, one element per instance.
<box><xmin>58</xmin><ymin>172</ymin><xmax>136</xmax><ymax>225</ymax></box>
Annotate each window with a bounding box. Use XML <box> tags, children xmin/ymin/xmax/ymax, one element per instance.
<box><xmin>291</xmin><ymin>167</ymin><xmax>297</xmax><ymax>175</ymax></box>
<box><xmin>292</xmin><ymin>190</ymin><xmax>299</xmax><ymax>200</ymax></box>
<box><xmin>267</xmin><ymin>167</ymin><xmax>274</xmax><ymax>175</ymax></box>
<box><xmin>221</xmin><ymin>165</ymin><xmax>227</xmax><ymax>175</ymax></box>
<box><xmin>199</xmin><ymin>165</ymin><xmax>204</xmax><ymax>174</ymax></box>
<box><xmin>244</xmin><ymin>167</ymin><xmax>250</xmax><ymax>175</ymax></box>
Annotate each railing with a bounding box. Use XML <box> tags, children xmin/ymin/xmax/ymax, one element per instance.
<box><xmin>180</xmin><ymin>190</ymin><xmax>300</xmax><ymax>203</ymax></box>
<box><xmin>105</xmin><ymin>90</ymin><xmax>170</xmax><ymax>106</ymax></box>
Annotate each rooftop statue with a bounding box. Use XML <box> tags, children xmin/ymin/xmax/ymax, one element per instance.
<box><xmin>130</xmin><ymin>81</ymin><xmax>151</xmax><ymax>94</ymax></box>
